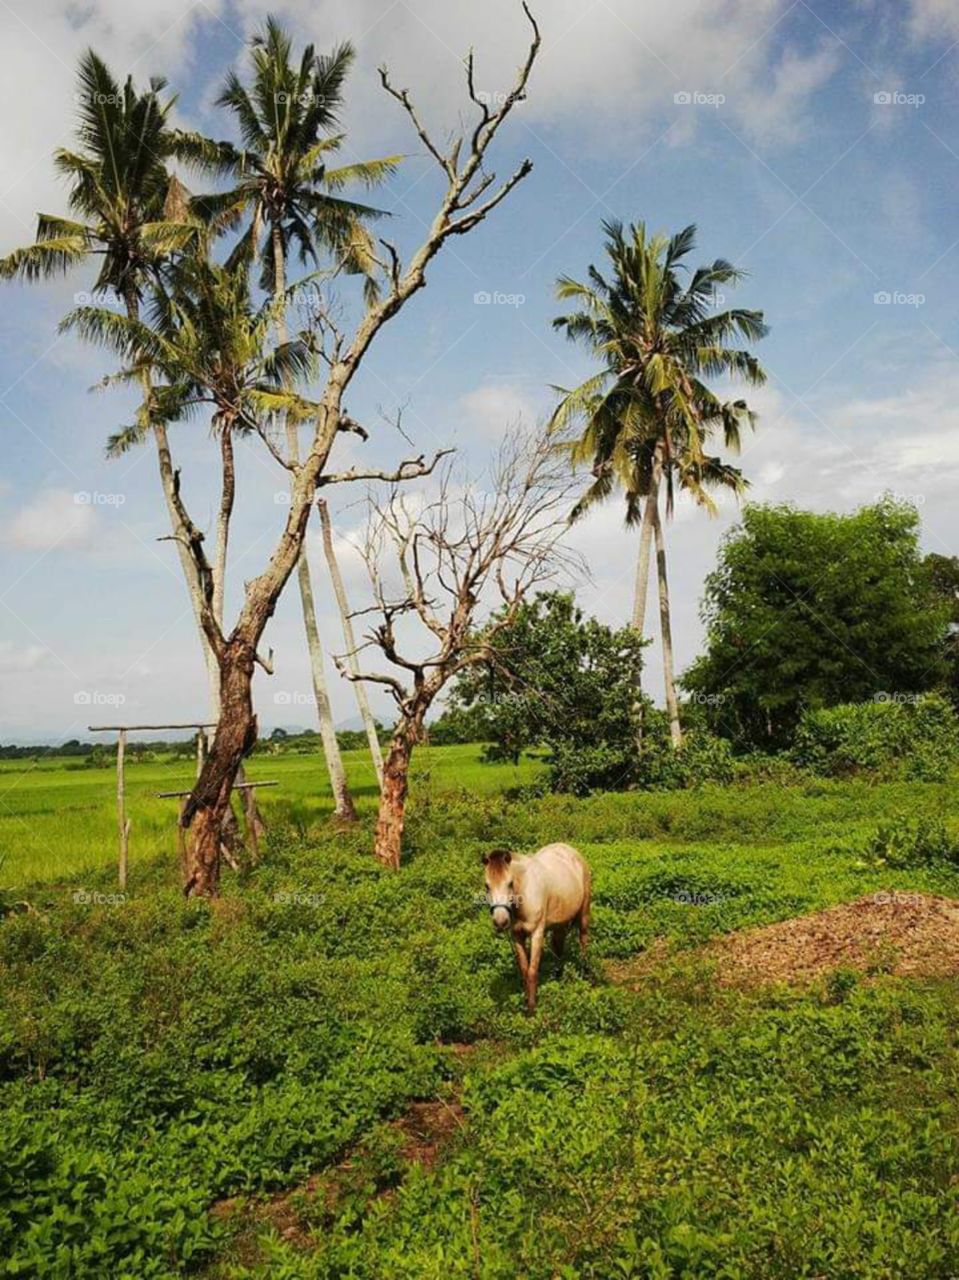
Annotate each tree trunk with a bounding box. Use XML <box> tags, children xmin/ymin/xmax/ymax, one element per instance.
<box><xmin>272</xmin><ymin>224</ymin><xmax>356</xmax><ymax>821</ymax></box>
<box><xmin>630</xmin><ymin>479</ymin><xmax>658</xmax><ymax>753</ymax></box>
<box><xmin>181</xmin><ymin>641</ymin><xmax>257</xmax><ymax>895</ymax></box>
<box><xmin>297</xmin><ymin>549</ymin><xmax>357</xmax><ymax>821</ymax></box>
<box><xmin>652</xmin><ymin>500</ymin><xmax>683</xmax><ymax>748</ymax></box>
<box><xmin>317</xmin><ymin>498</ymin><xmax>385</xmax><ymax>788</ymax></box>
<box><xmin>631</xmin><ymin>490</ymin><xmax>656</xmax><ymax>633</ymax></box>
<box><xmin>374</xmin><ymin>725</ymin><xmax>416</xmax><ymax>870</ymax></box>
<box><xmin>212</xmin><ymin>427</ymin><xmax>234</xmax><ymax>633</ymax></box>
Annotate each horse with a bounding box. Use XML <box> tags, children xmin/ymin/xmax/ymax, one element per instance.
<box><xmin>482</xmin><ymin>843</ymin><xmax>591</xmax><ymax>1013</ymax></box>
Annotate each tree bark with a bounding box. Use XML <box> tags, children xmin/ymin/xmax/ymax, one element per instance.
<box><xmin>373</xmin><ymin>723</ymin><xmax>416</xmax><ymax>870</ymax></box>
<box><xmin>212</xmin><ymin>427</ymin><xmax>234</xmax><ymax>635</ymax></box>
<box><xmin>652</xmin><ymin>499</ymin><xmax>683</xmax><ymax>748</ymax></box>
<box><xmin>297</xmin><ymin>549</ymin><xmax>357</xmax><ymax>821</ymax></box>
<box><xmin>317</xmin><ymin>498</ymin><xmax>385</xmax><ymax>788</ymax></box>
<box><xmin>630</xmin><ymin>480</ymin><xmax>657</xmax><ymax>753</ymax></box>
<box><xmin>181</xmin><ymin>641</ymin><xmax>257</xmax><ymax>895</ymax></box>
<box><xmin>272</xmin><ymin>223</ymin><xmax>356</xmax><ymax>821</ymax></box>
<box><xmin>631</xmin><ymin>488</ymin><xmax>656</xmax><ymax>633</ymax></box>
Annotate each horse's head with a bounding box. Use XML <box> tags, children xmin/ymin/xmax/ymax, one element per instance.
<box><xmin>482</xmin><ymin>848</ymin><xmax>516</xmax><ymax>932</ymax></box>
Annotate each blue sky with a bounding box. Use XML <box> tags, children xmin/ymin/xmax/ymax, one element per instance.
<box><xmin>1</xmin><ymin>0</ymin><xmax>958</xmax><ymax>742</ymax></box>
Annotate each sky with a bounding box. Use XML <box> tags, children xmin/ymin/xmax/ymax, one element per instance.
<box><xmin>1</xmin><ymin>0</ymin><xmax>959</xmax><ymax>743</ymax></box>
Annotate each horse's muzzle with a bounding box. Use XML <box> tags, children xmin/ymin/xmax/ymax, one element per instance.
<box><xmin>490</xmin><ymin>906</ymin><xmax>512</xmax><ymax>931</ymax></box>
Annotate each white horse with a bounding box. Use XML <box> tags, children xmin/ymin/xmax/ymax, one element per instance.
<box><xmin>482</xmin><ymin>843</ymin><xmax>591</xmax><ymax>1013</ymax></box>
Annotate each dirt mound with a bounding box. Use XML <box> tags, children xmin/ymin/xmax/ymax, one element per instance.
<box><xmin>711</xmin><ymin>892</ymin><xmax>959</xmax><ymax>987</ymax></box>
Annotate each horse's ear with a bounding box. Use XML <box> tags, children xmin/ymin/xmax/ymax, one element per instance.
<box><xmin>503</xmin><ymin>851</ymin><xmax>512</xmax><ymax>864</ymax></box>
<box><xmin>481</xmin><ymin>852</ymin><xmax>489</xmax><ymax>865</ymax></box>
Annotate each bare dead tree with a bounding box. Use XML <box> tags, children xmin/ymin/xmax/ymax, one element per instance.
<box><xmin>335</xmin><ymin>431</ymin><xmax>579</xmax><ymax>869</ymax></box>
<box><xmin>165</xmin><ymin>9</ymin><xmax>542</xmax><ymax>896</ymax></box>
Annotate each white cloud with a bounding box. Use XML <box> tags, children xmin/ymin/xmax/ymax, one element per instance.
<box><xmin>0</xmin><ymin>641</ymin><xmax>48</xmax><ymax>672</ymax></box>
<box><xmin>456</xmin><ymin>381</ymin><xmax>541</xmax><ymax>441</ymax></box>
<box><xmin>736</xmin><ymin>42</ymin><xmax>842</xmax><ymax>146</ymax></box>
<box><xmin>4</xmin><ymin>487</ymin><xmax>101</xmax><ymax>550</ymax></box>
<box><xmin>907</xmin><ymin>0</ymin><xmax>959</xmax><ymax>40</ymax></box>
<box><xmin>0</xmin><ymin>0</ymin><xmax>831</xmax><ymax>264</ymax></box>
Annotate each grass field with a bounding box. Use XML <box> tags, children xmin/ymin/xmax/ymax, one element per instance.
<box><xmin>0</xmin><ymin>743</ymin><xmax>541</xmax><ymax>888</ymax></box>
<box><xmin>3</xmin><ymin>748</ymin><xmax>959</xmax><ymax>1276</ymax></box>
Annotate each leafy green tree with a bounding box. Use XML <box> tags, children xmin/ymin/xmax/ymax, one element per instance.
<box><xmin>551</xmin><ymin>221</ymin><xmax>767</xmax><ymax>747</ymax></box>
<box><xmin>925</xmin><ymin>552</ymin><xmax>959</xmax><ymax>705</ymax></box>
<box><xmin>684</xmin><ymin>500</ymin><xmax>951</xmax><ymax>749</ymax></box>
<box><xmin>451</xmin><ymin>592</ymin><xmax>647</xmax><ymax>787</ymax></box>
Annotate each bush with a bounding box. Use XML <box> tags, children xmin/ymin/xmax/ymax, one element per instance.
<box><xmin>862</xmin><ymin>814</ymin><xmax>957</xmax><ymax>869</ymax></box>
<box><xmin>792</xmin><ymin>694</ymin><xmax>959</xmax><ymax>780</ymax></box>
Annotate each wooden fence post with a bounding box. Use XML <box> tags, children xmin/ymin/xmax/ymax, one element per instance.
<box><xmin>117</xmin><ymin>729</ymin><xmax>130</xmax><ymax>890</ymax></box>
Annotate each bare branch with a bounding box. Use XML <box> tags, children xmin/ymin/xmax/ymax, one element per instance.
<box><xmin>448</xmin><ymin>160</ymin><xmax>533</xmax><ymax>235</ymax></box>
<box><xmin>318</xmin><ymin>448</ymin><xmax>453</xmax><ymax>488</ymax></box>
<box><xmin>378</xmin><ymin>67</ymin><xmax>454</xmax><ymax>177</ymax></box>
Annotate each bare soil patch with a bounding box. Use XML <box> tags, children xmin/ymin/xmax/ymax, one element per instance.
<box><xmin>609</xmin><ymin>893</ymin><xmax>959</xmax><ymax>990</ymax></box>
<box><xmin>207</xmin><ymin>1093</ymin><xmax>466</xmax><ymax>1271</ymax></box>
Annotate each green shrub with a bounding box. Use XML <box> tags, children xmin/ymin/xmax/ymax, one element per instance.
<box><xmin>792</xmin><ymin>694</ymin><xmax>959</xmax><ymax>780</ymax></box>
<box><xmin>636</xmin><ymin>727</ymin><xmax>736</xmax><ymax>790</ymax></box>
<box><xmin>862</xmin><ymin>813</ymin><xmax>957</xmax><ymax>869</ymax></box>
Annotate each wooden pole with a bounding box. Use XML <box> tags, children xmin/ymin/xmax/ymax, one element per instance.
<box><xmin>317</xmin><ymin>498</ymin><xmax>385</xmax><ymax>788</ymax></box>
<box><xmin>89</xmin><ymin>722</ymin><xmax>217</xmax><ymax>732</ymax></box>
<box><xmin>242</xmin><ymin>785</ymin><xmax>260</xmax><ymax>864</ymax></box>
<box><xmin>196</xmin><ymin>727</ymin><xmax>207</xmax><ymax>778</ymax></box>
<box><xmin>117</xmin><ymin>730</ymin><xmax>130</xmax><ymax>890</ymax></box>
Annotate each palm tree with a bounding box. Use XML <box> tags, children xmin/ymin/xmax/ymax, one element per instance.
<box><xmin>551</xmin><ymin>220</ymin><xmax>767</xmax><ymax>747</ymax></box>
<box><xmin>176</xmin><ymin>17</ymin><xmax>400</xmax><ymax>815</ymax></box>
<box><xmin>62</xmin><ymin>254</ymin><xmax>363</xmax><ymax>848</ymax></box>
<box><xmin>0</xmin><ymin>51</ymin><xmax>224</xmax><ymax>695</ymax></box>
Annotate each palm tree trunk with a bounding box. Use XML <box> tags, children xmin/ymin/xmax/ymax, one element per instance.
<box><xmin>631</xmin><ymin>492</ymin><xmax>656</xmax><ymax>633</ymax></box>
<box><xmin>630</xmin><ymin>482</ymin><xmax>657</xmax><ymax>753</ymax></box>
<box><xmin>651</xmin><ymin>499</ymin><xmax>682</xmax><ymax>748</ymax></box>
<box><xmin>316</xmin><ymin>498</ymin><xmax>384</xmax><ymax>788</ymax></box>
<box><xmin>296</xmin><ymin>548</ymin><xmax>357</xmax><ymax>821</ymax></box>
<box><xmin>271</xmin><ymin>225</ymin><xmax>356</xmax><ymax>821</ymax></box>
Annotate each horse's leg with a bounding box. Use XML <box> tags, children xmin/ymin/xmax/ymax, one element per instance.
<box><xmin>550</xmin><ymin>924</ymin><xmax>568</xmax><ymax>975</ymax></box>
<box><xmin>511</xmin><ymin>933</ymin><xmax>529</xmax><ymax>995</ymax></box>
<box><xmin>578</xmin><ymin>880</ymin><xmax>591</xmax><ymax>956</ymax></box>
<box><xmin>526</xmin><ymin>927</ymin><xmax>545</xmax><ymax>1013</ymax></box>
